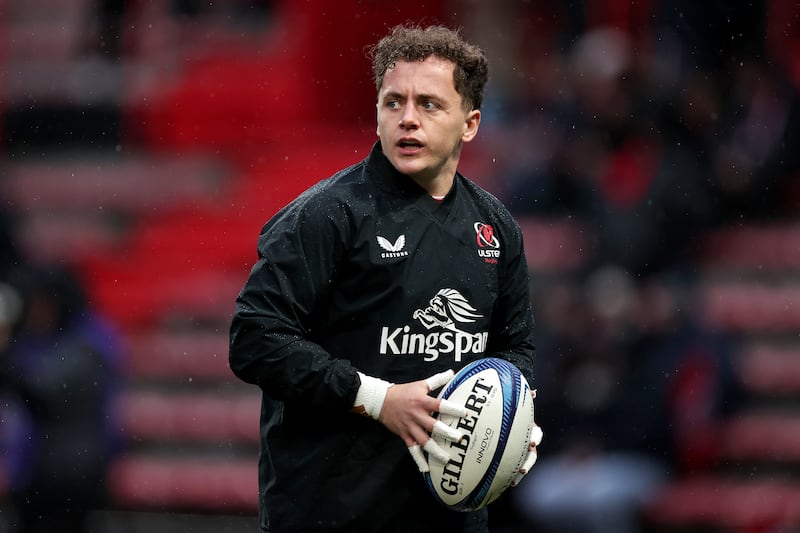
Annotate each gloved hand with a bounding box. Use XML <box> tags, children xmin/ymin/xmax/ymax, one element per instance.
<box><xmin>407</xmin><ymin>369</ymin><xmax>467</xmax><ymax>473</ymax></box>
<box><xmin>511</xmin><ymin>390</ymin><xmax>543</xmax><ymax>487</ymax></box>
<box><xmin>353</xmin><ymin>368</ymin><xmax>466</xmax><ymax>473</ymax></box>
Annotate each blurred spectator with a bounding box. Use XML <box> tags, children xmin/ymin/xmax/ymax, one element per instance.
<box><xmin>512</xmin><ymin>268</ymin><xmax>668</xmax><ymax>533</ymax></box>
<box><xmin>629</xmin><ymin>272</ymin><xmax>746</xmax><ymax>474</ymax></box>
<box><xmin>583</xmin><ymin>126</ymin><xmax>717</xmax><ymax>277</ymax></box>
<box><xmin>170</xmin><ymin>0</ymin><xmax>275</xmax><ymax>27</ymax></box>
<box><xmin>709</xmin><ymin>59</ymin><xmax>800</xmax><ymax>221</ymax></box>
<box><xmin>0</xmin><ymin>266</ymin><xmax>125</xmax><ymax>533</ymax></box>
<box><xmin>0</xmin><ymin>205</ymin><xmax>23</xmax><ymax>283</ymax></box>
<box><xmin>86</xmin><ymin>0</ymin><xmax>125</xmax><ymax>62</ymax></box>
<box><xmin>510</xmin><ymin>268</ymin><xmax>744</xmax><ymax>532</ymax></box>
<box><xmin>651</xmin><ymin>0</ymin><xmax>766</xmax><ymax>75</ymax></box>
<box><xmin>0</xmin><ymin>283</ymin><xmax>22</xmax><ymax>353</ymax></box>
<box><xmin>505</xmin><ymin>25</ymin><xmax>718</xmax><ymax>276</ymax></box>
<box><xmin>488</xmin><ymin>0</ymin><xmax>798</xmax><ymax>274</ymax></box>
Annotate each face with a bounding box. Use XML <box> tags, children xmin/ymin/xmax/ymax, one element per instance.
<box><xmin>376</xmin><ymin>56</ymin><xmax>481</xmax><ymax>193</ymax></box>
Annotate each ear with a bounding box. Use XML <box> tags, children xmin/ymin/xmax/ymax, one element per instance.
<box><xmin>461</xmin><ymin>109</ymin><xmax>481</xmax><ymax>143</ymax></box>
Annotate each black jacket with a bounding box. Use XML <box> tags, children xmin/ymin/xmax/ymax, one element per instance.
<box><xmin>229</xmin><ymin>142</ymin><xmax>535</xmax><ymax>532</ymax></box>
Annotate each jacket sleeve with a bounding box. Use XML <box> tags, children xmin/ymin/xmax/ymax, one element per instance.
<box><xmin>228</xmin><ymin>192</ymin><xmax>360</xmax><ymax>411</ymax></box>
<box><xmin>487</xmin><ymin>217</ymin><xmax>536</xmax><ymax>383</ymax></box>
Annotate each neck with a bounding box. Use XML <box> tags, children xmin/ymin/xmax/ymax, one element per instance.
<box><xmin>410</xmin><ymin>154</ymin><xmax>459</xmax><ymax>197</ymax></box>
<box><xmin>414</xmin><ymin>174</ymin><xmax>454</xmax><ymax>197</ymax></box>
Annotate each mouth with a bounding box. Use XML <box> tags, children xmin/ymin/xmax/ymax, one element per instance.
<box><xmin>397</xmin><ymin>138</ymin><xmax>424</xmax><ymax>153</ymax></box>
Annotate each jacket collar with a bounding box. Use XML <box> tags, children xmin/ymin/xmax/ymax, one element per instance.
<box><xmin>365</xmin><ymin>141</ymin><xmax>459</xmax><ymax>207</ymax></box>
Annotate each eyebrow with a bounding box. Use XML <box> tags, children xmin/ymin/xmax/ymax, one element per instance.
<box><xmin>381</xmin><ymin>91</ymin><xmax>443</xmax><ymax>104</ymax></box>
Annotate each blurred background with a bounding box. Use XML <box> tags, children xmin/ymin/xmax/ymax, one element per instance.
<box><xmin>0</xmin><ymin>0</ymin><xmax>799</xmax><ymax>531</ymax></box>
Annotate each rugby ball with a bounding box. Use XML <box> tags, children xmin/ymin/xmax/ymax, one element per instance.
<box><xmin>423</xmin><ymin>357</ymin><xmax>535</xmax><ymax>511</ymax></box>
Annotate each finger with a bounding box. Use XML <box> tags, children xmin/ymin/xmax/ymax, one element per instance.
<box><xmin>520</xmin><ymin>447</ymin><xmax>538</xmax><ymax>474</ymax></box>
<box><xmin>530</xmin><ymin>424</ymin><xmax>543</xmax><ymax>446</ymax></box>
<box><xmin>423</xmin><ymin>438</ymin><xmax>451</xmax><ymax>464</ymax></box>
<box><xmin>425</xmin><ymin>369</ymin><xmax>454</xmax><ymax>392</ymax></box>
<box><xmin>511</xmin><ymin>448</ymin><xmax>538</xmax><ymax>487</ymax></box>
<box><xmin>438</xmin><ymin>398</ymin><xmax>467</xmax><ymax>418</ymax></box>
<box><xmin>408</xmin><ymin>444</ymin><xmax>429</xmax><ymax>472</ymax></box>
<box><xmin>431</xmin><ymin>420</ymin><xmax>464</xmax><ymax>442</ymax></box>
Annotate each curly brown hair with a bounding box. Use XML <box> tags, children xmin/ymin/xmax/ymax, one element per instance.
<box><xmin>368</xmin><ymin>24</ymin><xmax>489</xmax><ymax>111</ymax></box>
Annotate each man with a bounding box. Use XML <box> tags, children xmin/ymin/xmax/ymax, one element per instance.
<box><xmin>229</xmin><ymin>24</ymin><xmax>541</xmax><ymax>533</ymax></box>
<box><xmin>0</xmin><ymin>266</ymin><xmax>124</xmax><ymax>533</ymax></box>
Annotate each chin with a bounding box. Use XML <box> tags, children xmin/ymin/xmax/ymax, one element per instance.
<box><xmin>388</xmin><ymin>155</ymin><xmax>423</xmax><ymax>176</ymax></box>
<box><xmin>398</xmin><ymin>163</ymin><xmax>431</xmax><ymax>180</ymax></box>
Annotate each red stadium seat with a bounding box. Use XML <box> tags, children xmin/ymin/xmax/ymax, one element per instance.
<box><xmin>737</xmin><ymin>343</ymin><xmax>800</xmax><ymax>394</ymax></box>
<box><xmin>722</xmin><ymin>412</ymin><xmax>800</xmax><ymax>463</ymax></box>
<box><xmin>109</xmin><ymin>455</ymin><xmax>257</xmax><ymax>512</ymax></box>
<box><xmin>645</xmin><ymin>476</ymin><xmax>800</xmax><ymax>529</ymax></box>
<box><xmin>516</xmin><ymin>217</ymin><xmax>588</xmax><ymax>272</ymax></box>
<box><xmin>117</xmin><ymin>389</ymin><xmax>260</xmax><ymax>445</ymax></box>
<box><xmin>123</xmin><ymin>329</ymin><xmax>233</xmax><ymax>381</ymax></box>
<box><xmin>0</xmin><ymin>155</ymin><xmax>228</xmax><ymax>214</ymax></box>
<box><xmin>699</xmin><ymin>224</ymin><xmax>800</xmax><ymax>272</ymax></box>
<box><xmin>86</xmin><ymin>268</ymin><xmax>243</xmax><ymax>329</ymax></box>
<box><xmin>700</xmin><ymin>281</ymin><xmax>800</xmax><ymax>334</ymax></box>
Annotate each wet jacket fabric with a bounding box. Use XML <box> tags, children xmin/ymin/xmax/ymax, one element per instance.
<box><xmin>229</xmin><ymin>142</ymin><xmax>535</xmax><ymax>533</ymax></box>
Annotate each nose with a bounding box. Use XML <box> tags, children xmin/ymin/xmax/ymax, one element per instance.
<box><xmin>399</xmin><ymin>104</ymin><xmax>419</xmax><ymax>129</ymax></box>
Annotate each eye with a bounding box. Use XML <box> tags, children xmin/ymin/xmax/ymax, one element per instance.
<box><xmin>385</xmin><ymin>99</ymin><xmax>401</xmax><ymax>110</ymax></box>
<box><xmin>422</xmin><ymin>100</ymin><xmax>439</xmax><ymax>111</ymax></box>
